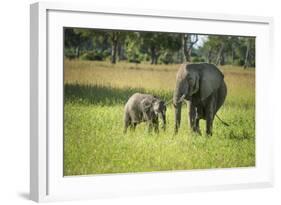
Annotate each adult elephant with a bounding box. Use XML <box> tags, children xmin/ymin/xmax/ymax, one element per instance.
<box><xmin>173</xmin><ymin>63</ymin><xmax>227</xmax><ymax>136</ymax></box>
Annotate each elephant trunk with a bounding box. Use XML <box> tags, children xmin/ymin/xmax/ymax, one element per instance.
<box><xmin>173</xmin><ymin>85</ymin><xmax>183</xmax><ymax>134</ymax></box>
<box><xmin>173</xmin><ymin>67</ymin><xmax>190</xmax><ymax>134</ymax></box>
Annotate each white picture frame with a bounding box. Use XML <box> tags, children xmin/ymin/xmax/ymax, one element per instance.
<box><xmin>30</xmin><ymin>1</ymin><xmax>274</xmax><ymax>202</ymax></box>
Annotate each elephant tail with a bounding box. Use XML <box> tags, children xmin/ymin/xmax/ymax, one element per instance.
<box><xmin>215</xmin><ymin>114</ymin><xmax>230</xmax><ymax>126</ymax></box>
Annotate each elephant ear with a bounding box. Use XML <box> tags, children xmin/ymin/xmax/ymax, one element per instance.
<box><xmin>152</xmin><ymin>100</ymin><xmax>160</xmax><ymax>112</ymax></box>
<box><xmin>200</xmin><ymin>64</ymin><xmax>224</xmax><ymax>101</ymax></box>
<box><xmin>140</xmin><ymin>98</ymin><xmax>152</xmax><ymax>112</ymax></box>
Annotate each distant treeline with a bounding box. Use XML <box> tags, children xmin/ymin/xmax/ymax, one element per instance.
<box><xmin>64</xmin><ymin>28</ymin><xmax>255</xmax><ymax>68</ymax></box>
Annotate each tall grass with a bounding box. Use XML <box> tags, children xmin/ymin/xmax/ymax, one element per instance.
<box><xmin>63</xmin><ymin>60</ymin><xmax>255</xmax><ymax>176</ymax></box>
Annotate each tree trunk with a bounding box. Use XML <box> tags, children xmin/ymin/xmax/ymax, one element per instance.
<box><xmin>221</xmin><ymin>53</ymin><xmax>225</xmax><ymax>65</ymax></box>
<box><xmin>207</xmin><ymin>47</ymin><xmax>212</xmax><ymax>63</ymax></box>
<box><xmin>215</xmin><ymin>43</ymin><xmax>225</xmax><ymax>65</ymax></box>
<box><xmin>117</xmin><ymin>43</ymin><xmax>125</xmax><ymax>61</ymax></box>
<box><xmin>110</xmin><ymin>32</ymin><xmax>119</xmax><ymax>64</ymax></box>
<box><xmin>75</xmin><ymin>46</ymin><xmax>80</xmax><ymax>58</ymax></box>
<box><xmin>150</xmin><ymin>46</ymin><xmax>159</xmax><ymax>64</ymax></box>
<box><xmin>151</xmin><ymin>47</ymin><xmax>155</xmax><ymax>64</ymax></box>
<box><xmin>181</xmin><ymin>34</ymin><xmax>198</xmax><ymax>63</ymax></box>
<box><xmin>177</xmin><ymin>51</ymin><xmax>182</xmax><ymax>64</ymax></box>
<box><xmin>231</xmin><ymin>44</ymin><xmax>235</xmax><ymax>65</ymax></box>
<box><xmin>111</xmin><ymin>41</ymin><xmax>118</xmax><ymax>64</ymax></box>
<box><xmin>155</xmin><ymin>55</ymin><xmax>159</xmax><ymax>64</ymax></box>
<box><xmin>182</xmin><ymin>34</ymin><xmax>189</xmax><ymax>62</ymax></box>
<box><xmin>244</xmin><ymin>40</ymin><xmax>250</xmax><ymax>69</ymax></box>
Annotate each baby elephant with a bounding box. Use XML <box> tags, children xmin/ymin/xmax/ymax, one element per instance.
<box><xmin>124</xmin><ymin>93</ymin><xmax>167</xmax><ymax>133</ymax></box>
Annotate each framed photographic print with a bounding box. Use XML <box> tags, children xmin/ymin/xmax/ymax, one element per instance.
<box><xmin>30</xmin><ymin>2</ymin><xmax>274</xmax><ymax>202</ymax></box>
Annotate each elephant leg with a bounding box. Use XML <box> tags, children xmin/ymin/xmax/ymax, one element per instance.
<box><xmin>153</xmin><ymin>118</ymin><xmax>159</xmax><ymax>133</ymax></box>
<box><xmin>195</xmin><ymin>118</ymin><xmax>201</xmax><ymax>135</ymax></box>
<box><xmin>189</xmin><ymin>103</ymin><xmax>196</xmax><ymax>131</ymax></box>
<box><xmin>123</xmin><ymin>114</ymin><xmax>131</xmax><ymax>134</ymax></box>
<box><xmin>132</xmin><ymin>122</ymin><xmax>137</xmax><ymax>131</ymax></box>
<box><xmin>174</xmin><ymin>103</ymin><xmax>182</xmax><ymax>134</ymax></box>
<box><xmin>206</xmin><ymin>96</ymin><xmax>216</xmax><ymax>136</ymax></box>
<box><xmin>206</xmin><ymin>116</ymin><xmax>213</xmax><ymax>136</ymax></box>
<box><xmin>147</xmin><ymin>121</ymin><xmax>153</xmax><ymax>133</ymax></box>
<box><xmin>190</xmin><ymin>104</ymin><xmax>201</xmax><ymax>135</ymax></box>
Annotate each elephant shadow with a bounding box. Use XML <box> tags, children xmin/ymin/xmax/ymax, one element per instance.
<box><xmin>64</xmin><ymin>84</ymin><xmax>172</xmax><ymax>106</ymax></box>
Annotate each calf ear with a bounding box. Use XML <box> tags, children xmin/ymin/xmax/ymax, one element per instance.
<box><xmin>152</xmin><ymin>100</ymin><xmax>160</xmax><ymax>112</ymax></box>
<box><xmin>140</xmin><ymin>98</ymin><xmax>152</xmax><ymax>112</ymax></box>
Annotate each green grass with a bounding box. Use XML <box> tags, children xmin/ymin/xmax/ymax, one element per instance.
<box><xmin>63</xmin><ymin>60</ymin><xmax>255</xmax><ymax>176</ymax></box>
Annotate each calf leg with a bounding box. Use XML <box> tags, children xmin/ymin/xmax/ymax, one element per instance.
<box><xmin>123</xmin><ymin>114</ymin><xmax>131</xmax><ymax>134</ymax></box>
<box><xmin>148</xmin><ymin>121</ymin><xmax>153</xmax><ymax>133</ymax></box>
<box><xmin>153</xmin><ymin>118</ymin><xmax>159</xmax><ymax>133</ymax></box>
<box><xmin>132</xmin><ymin>122</ymin><xmax>137</xmax><ymax>131</ymax></box>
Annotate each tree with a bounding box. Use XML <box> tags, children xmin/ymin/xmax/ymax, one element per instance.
<box><xmin>108</xmin><ymin>31</ymin><xmax>133</xmax><ymax>64</ymax></box>
<box><xmin>181</xmin><ymin>34</ymin><xmax>198</xmax><ymax>62</ymax></box>
<box><xmin>140</xmin><ymin>32</ymin><xmax>164</xmax><ymax>64</ymax></box>
<box><xmin>64</xmin><ymin>27</ymin><xmax>255</xmax><ymax>67</ymax></box>
<box><xmin>210</xmin><ymin>36</ymin><xmax>229</xmax><ymax>66</ymax></box>
<box><xmin>159</xmin><ymin>33</ymin><xmax>181</xmax><ymax>64</ymax></box>
<box><xmin>140</xmin><ymin>32</ymin><xmax>182</xmax><ymax>64</ymax></box>
<box><xmin>64</xmin><ymin>28</ymin><xmax>91</xmax><ymax>58</ymax></box>
<box><xmin>124</xmin><ymin>32</ymin><xmax>143</xmax><ymax>63</ymax></box>
<box><xmin>109</xmin><ymin>32</ymin><xmax>119</xmax><ymax>64</ymax></box>
<box><xmin>228</xmin><ymin>36</ymin><xmax>239</xmax><ymax>65</ymax></box>
<box><xmin>206</xmin><ymin>35</ymin><xmax>255</xmax><ymax>67</ymax></box>
<box><xmin>243</xmin><ymin>38</ymin><xmax>255</xmax><ymax>68</ymax></box>
<box><xmin>197</xmin><ymin>35</ymin><xmax>231</xmax><ymax>65</ymax></box>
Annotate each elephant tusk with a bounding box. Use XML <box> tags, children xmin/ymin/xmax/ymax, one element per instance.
<box><xmin>178</xmin><ymin>94</ymin><xmax>186</xmax><ymax>103</ymax></box>
<box><xmin>165</xmin><ymin>98</ymin><xmax>173</xmax><ymax>106</ymax></box>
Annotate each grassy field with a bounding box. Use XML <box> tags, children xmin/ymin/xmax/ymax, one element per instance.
<box><xmin>63</xmin><ymin>59</ymin><xmax>255</xmax><ymax>176</ymax></box>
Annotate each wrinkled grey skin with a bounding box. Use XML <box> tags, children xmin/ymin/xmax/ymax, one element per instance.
<box><xmin>124</xmin><ymin>93</ymin><xmax>167</xmax><ymax>133</ymax></box>
<box><xmin>173</xmin><ymin>63</ymin><xmax>227</xmax><ymax>136</ymax></box>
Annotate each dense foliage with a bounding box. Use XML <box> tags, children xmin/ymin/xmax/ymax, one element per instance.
<box><xmin>64</xmin><ymin>28</ymin><xmax>255</xmax><ymax>67</ymax></box>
